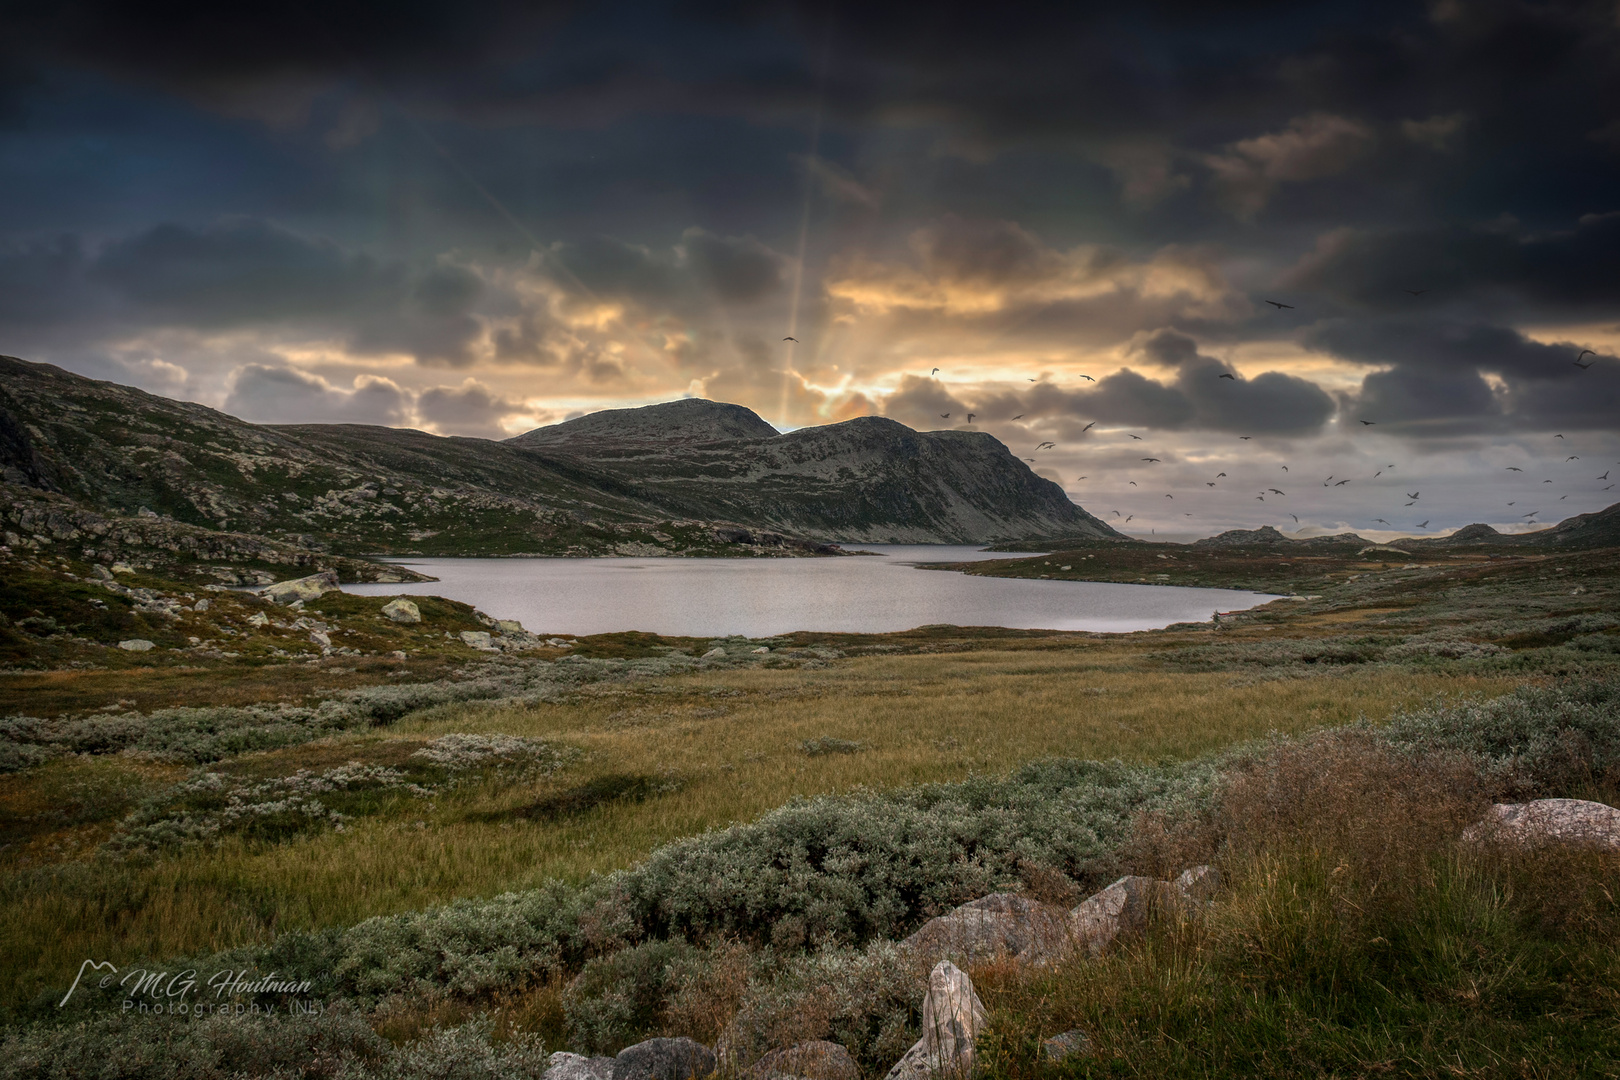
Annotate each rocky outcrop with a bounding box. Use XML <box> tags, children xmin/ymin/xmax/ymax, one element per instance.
<box><xmin>262</xmin><ymin>570</ymin><xmax>340</xmax><ymax>605</ymax></box>
<box><xmin>903</xmin><ymin>892</ymin><xmax>1072</xmax><ymax>965</ymax></box>
<box><xmin>545</xmin><ymin>1053</ymin><xmax>616</xmax><ymax>1080</ymax></box>
<box><xmin>745</xmin><ymin>1041</ymin><xmax>860</xmax><ymax>1080</ymax></box>
<box><xmin>1465</xmin><ymin>799</ymin><xmax>1620</xmax><ymax>851</ymax></box>
<box><xmin>611</xmin><ymin>1037</ymin><xmax>717</xmax><ymax>1080</ymax></box>
<box><xmin>381</xmin><ymin>598</ymin><xmax>421</xmax><ymax>623</ymax></box>
<box><xmin>882</xmin><ymin>962</ymin><xmax>986</xmax><ymax>1080</ymax></box>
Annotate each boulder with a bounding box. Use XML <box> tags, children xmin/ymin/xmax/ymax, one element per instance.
<box><xmin>546</xmin><ymin>1052</ymin><xmax>616</xmax><ymax>1080</ymax></box>
<box><xmin>883</xmin><ymin>962</ymin><xmax>986</xmax><ymax>1080</ymax></box>
<box><xmin>1069</xmin><ymin>875</ymin><xmax>1185</xmax><ymax>956</ymax></box>
<box><xmin>1174</xmin><ymin>864</ymin><xmax>1222</xmax><ymax>903</ymax></box>
<box><xmin>903</xmin><ymin>893</ymin><xmax>1072</xmax><ymax>966</ymax></box>
<box><xmin>117</xmin><ymin>639</ymin><xmax>155</xmax><ymax>652</ymax></box>
<box><xmin>496</xmin><ymin>619</ymin><xmax>525</xmax><ymax>634</ymax></box>
<box><xmin>1039</xmin><ymin>1030</ymin><xmax>1092</xmax><ymax>1063</ymax></box>
<box><xmin>381</xmin><ymin>598</ymin><xmax>421</xmax><ymax>624</ymax></box>
<box><xmin>459</xmin><ymin>630</ymin><xmax>496</xmax><ymax>651</ymax></box>
<box><xmin>746</xmin><ymin>1041</ymin><xmax>859</xmax><ymax>1080</ymax></box>
<box><xmin>1465</xmin><ymin>799</ymin><xmax>1620</xmax><ymax>852</ymax></box>
<box><xmin>262</xmin><ymin>570</ymin><xmax>339</xmax><ymax>606</ymax></box>
<box><xmin>701</xmin><ymin>647</ymin><xmax>727</xmax><ymax>659</ymax></box>
<box><xmin>612</xmin><ymin>1037</ymin><xmax>717</xmax><ymax>1080</ymax></box>
<box><xmin>309</xmin><ymin>630</ymin><xmax>331</xmax><ymax>648</ymax></box>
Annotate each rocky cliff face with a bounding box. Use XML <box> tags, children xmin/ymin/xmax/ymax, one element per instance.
<box><xmin>511</xmin><ymin>406</ymin><xmax>1120</xmax><ymax>543</ymax></box>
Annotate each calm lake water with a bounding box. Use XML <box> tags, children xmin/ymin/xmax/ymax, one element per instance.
<box><xmin>344</xmin><ymin>545</ymin><xmax>1282</xmax><ymax>638</ymax></box>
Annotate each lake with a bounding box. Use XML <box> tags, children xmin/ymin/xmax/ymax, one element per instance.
<box><xmin>343</xmin><ymin>545</ymin><xmax>1283</xmax><ymax>638</ymax></box>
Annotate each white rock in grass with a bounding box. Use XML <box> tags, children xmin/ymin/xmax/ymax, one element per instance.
<box><xmin>1039</xmin><ymin>1030</ymin><xmax>1092</xmax><ymax>1063</ymax></box>
<box><xmin>701</xmin><ymin>647</ymin><xmax>727</xmax><ymax>659</ymax></box>
<box><xmin>903</xmin><ymin>893</ymin><xmax>1072</xmax><ymax>966</ymax></box>
<box><xmin>545</xmin><ymin>1052</ymin><xmax>616</xmax><ymax>1080</ymax></box>
<box><xmin>1174</xmin><ymin>864</ymin><xmax>1222</xmax><ymax>903</ymax></box>
<box><xmin>262</xmin><ymin>570</ymin><xmax>339</xmax><ymax>605</ymax></box>
<box><xmin>1465</xmin><ymin>799</ymin><xmax>1620</xmax><ymax>851</ymax></box>
<box><xmin>883</xmin><ymin>962</ymin><xmax>986</xmax><ymax>1080</ymax></box>
<box><xmin>1069</xmin><ymin>875</ymin><xmax>1185</xmax><ymax>956</ymax></box>
<box><xmin>117</xmin><ymin>638</ymin><xmax>155</xmax><ymax>651</ymax></box>
<box><xmin>381</xmin><ymin>598</ymin><xmax>421</xmax><ymax>624</ymax></box>
<box><xmin>459</xmin><ymin>630</ymin><xmax>496</xmax><ymax>651</ymax></box>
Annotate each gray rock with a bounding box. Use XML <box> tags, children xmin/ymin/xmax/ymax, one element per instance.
<box><xmin>262</xmin><ymin>570</ymin><xmax>339</xmax><ymax>605</ymax></box>
<box><xmin>701</xmin><ymin>647</ymin><xmax>727</xmax><ymax>659</ymax></box>
<box><xmin>612</xmin><ymin>1037</ymin><xmax>716</xmax><ymax>1080</ymax></box>
<box><xmin>883</xmin><ymin>962</ymin><xmax>986</xmax><ymax>1080</ymax></box>
<box><xmin>192</xmin><ymin>598</ymin><xmax>209</xmax><ymax>612</ymax></box>
<box><xmin>496</xmin><ymin>619</ymin><xmax>526</xmax><ymax>634</ymax></box>
<box><xmin>746</xmin><ymin>1041</ymin><xmax>859</xmax><ymax>1080</ymax></box>
<box><xmin>904</xmin><ymin>892</ymin><xmax>1072</xmax><ymax>966</ymax></box>
<box><xmin>1069</xmin><ymin>875</ymin><xmax>1185</xmax><ymax>956</ymax></box>
<box><xmin>1039</xmin><ymin>1030</ymin><xmax>1092</xmax><ymax>1063</ymax></box>
<box><xmin>117</xmin><ymin>638</ymin><xmax>155</xmax><ymax>652</ymax></box>
<box><xmin>381</xmin><ymin>598</ymin><xmax>421</xmax><ymax>624</ymax></box>
<box><xmin>1174</xmin><ymin>864</ymin><xmax>1221</xmax><ymax>903</ymax></box>
<box><xmin>546</xmin><ymin>1052</ymin><xmax>616</xmax><ymax>1080</ymax></box>
<box><xmin>309</xmin><ymin>630</ymin><xmax>331</xmax><ymax>648</ymax></box>
<box><xmin>1466</xmin><ymin>799</ymin><xmax>1620</xmax><ymax>851</ymax></box>
<box><xmin>459</xmin><ymin>630</ymin><xmax>496</xmax><ymax>651</ymax></box>
<box><xmin>90</xmin><ymin>565</ymin><xmax>115</xmax><ymax>582</ymax></box>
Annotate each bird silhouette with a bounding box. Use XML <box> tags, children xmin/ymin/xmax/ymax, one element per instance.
<box><xmin>1239</xmin><ymin>436</ymin><xmax>1253</xmax><ymax>440</ymax></box>
<box><xmin>1374</xmin><ymin>470</ymin><xmax>1383</xmax><ymax>478</ymax></box>
<box><xmin>1556</xmin><ymin>434</ymin><xmax>1565</xmax><ymax>439</ymax></box>
<box><xmin>1024</xmin><ymin>458</ymin><xmax>1036</xmax><ymax>462</ymax></box>
<box><xmin>967</xmin><ymin>413</ymin><xmax>976</xmax><ymax>423</ymax></box>
<box><xmin>1359</xmin><ymin>420</ymin><xmax>1376</xmax><ymax>425</ymax></box>
<box><xmin>1417</xmin><ymin>520</ymin><xmax>1430</xmax><ymax>529</ymax></box>
<box><xmin>1077</xmin><ymin>476</ymin><xmax>1087</xmax><ymax>480</ymax></box>
<box><xmin>1110</xmin><ymin>510</ymin><xmax>1122</xmax><ymax>516</ymax></box>
<box><xmin>1560</xmin><ymin>494</ymin><xmax>1569</xmax><ymax>499</ymax></box>
<box><xmin>1078</xmin><ymin>375</ymin><xmax>1095</xmax><ymax>382</ymax></box>
<box><xmin>1219</xmin><ymin>373</ymin><xmax>1235</xmax><ymax>380</ymax></box>
<box><xmin>940</xmin><ymin>413</ymin><xmax>950</xmax><ymax>419</ymax></box>
<box><xmin>1129</xmin><ymin>481</ymin><xmax>1138</xmax><ymax>486</ymax></box>
<box><xmin>1082</xmin><ymin>421</ymin><xmax>1096</xmax><ymax>431</ymax></box>
<box><xmin>1375</xmin><ymin>518</ymin><xmax>1391</xmax><ymax>526</ymax></box>
<box><xmin>1207</xmin><ymin>482</ymin><xmax>1216</xmax><ymax>487</ymax></box>
<box><xmin>1125</xmin><ymin>515</ymin><xmax>1134</xmax><ymax>522</ymax></box>
<box><xmin>1335</xmin><ymin>479</ymin><xmax>1351</xmax><ymax>486</ymax></box>
<box><xmin>1605</xmin><ymin>484</ymin><xmax>1616</xmax><ymax>491</ymax></box>
<box><xmin>1127</xmin><ymin>433</ymin><xmax>1143</xmax><ymax>440</ymax></box>
<box><xmin>1407</xmin><ymin>492</ymin><xmax>1420</xmax><ymax>499</ymax></box>
<box><xmin>1405</xmin><ymin>501</ymin><xmax>1415</xmax><ymax>506</ymax></box>
<box><xmin>783</xmin><ymin>336</ymin><xmax>798</xmax><ymax>342</ymax></box>
<box><xmin>1566</xmin><ymin>455</ymin><xmax>1579</xmax><ymax>461</ymax></box>
<box><xmin>1142</xmin><ymin>457</ymin><xmax>1161</xmax><ymax>463</ymax></box>
<box><xmin>1027</xmin><ymin>378</ymin><xmax>1037</xmax><ymax>382</ymax></box>
<box><xmin>1290</xmin><ymin>514</ymin><xmax>1299</xmax><ymax>523</ymax></box>
<box><xmin>1574</xmin><ymin>359</ymin><xmax>1595</xmax><ymax>369</ymax></box>
<box><xmin>1269</xmin><ymin>488</ymin><xmax>1286</xmax><ymax>495</ymax></box>
<box><xmin>1256</xmin><ymin>496</ymin><xmax>1264</xmax><ymax>501</ymax></box>
<box><xmin>1599</xmin><ymin>471</ymin><xmax>1611</xmax><ymax>481</ymax></box>
<box><xmin>932</xmin><ymin>368</ymin><xmax>940</xmax><ymax>375</ymax></box>
<box><xmin>1012</xmin><ymin>414</ymin><xmax>1024</xmax><ymax>420</ymax></box>
<box><xmin>1264</xmin><ymin>300</ymin><xmax>1294</xmax><ymax>309</ymax></box>
<box><xmin>1544</xmin><ymin>479</ymin><xmax>1553</xmax><ymax>483</ymax></box>
<box><xmin>1216</xmin><ymin>472</ymin><xmax>1227</xmax><ymax>478</ymax></box>
<box><xmin>1508</xmin><ymin>502</ymin><xmax>1515</xmax><ymax>506</ymax></box>
<box><xmin>1404</xmin><ymin>289</ymin><xmax>1429</xmax><ymax>296</ymax></box>
<box><xmin>1578</xmin><ymin>350</ymin><xmax>1596</xmax><ymax>361</ymax></box>
<box><xmin>1506</xmin><ymin>467</ymin><xmax>1522</xmax><ymax>471</ymax></box>
<box><xmin>1036</xmin><ymin>441</ymin><xmax>1056</xmax><ymax>450</ymax></box>
<box><xmin>1166</xmin><ymin>494</ymin><xmax>1174</xmax><ymax>498</ymax></box>
<box><xmin>1523</xmin><ymin>511</ymin><xmax>1539</xmax><ymax>518</ymax></box>
<box><xmin>1281</xmin><ymin>465</ymin><xmax>1288</xmax><ymax>471</ymax></box>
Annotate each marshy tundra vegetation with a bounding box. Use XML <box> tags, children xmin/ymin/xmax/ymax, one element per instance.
<box><xmin>1</xmin><ymin>538</ymin><xmax>1618</xmax><ymax>1078</ymax></box>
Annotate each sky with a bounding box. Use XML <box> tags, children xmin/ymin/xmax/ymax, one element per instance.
<box><xmin>1</xmin><ymin>0</ymin><xmax>1618</xmax><ymax>541</ymax></box>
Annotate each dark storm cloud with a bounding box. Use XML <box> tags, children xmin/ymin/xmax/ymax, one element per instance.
<box><xmin>1288</xmin><ymin>213</ymin><xmax>1620</xmax><ymax>318</ymax></box>
<box><xmin>223</xmin><ymin>364</ymin><xmax>411</xmax><ymax>426</ymax></box>
<box><xmin>545</xmin><ymin>228</ymin><xmax>786</xmax><ymax>308</ymax></box>
<box><xmin>0</xmin><ymin>219</ymin><xmax>489</xmax><ymax>365</ymax></box>
<box><xmin>1308</xmin><ymin>317</ymin><xmax>1620</xmax><ymax>435</ymax></box>
<box><xmin>415</xmin><ymin>380</ymin><xmax>526</xmax><ymax>438</ymax></box>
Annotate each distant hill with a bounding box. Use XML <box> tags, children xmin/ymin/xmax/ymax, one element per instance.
<box><xmin>0</xmin><ymin>356</ymin><xmax>1118</xmax><ymax>559</ymax></box>
<box><xmin>510</xmin><ymin>406</ymin><xmax>1119</xmax><ymax>544</ymax></box>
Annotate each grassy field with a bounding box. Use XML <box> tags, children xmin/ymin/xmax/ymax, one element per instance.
<box><xmin>2</xmin><ymin>539</ymin><xmax>1618</xmax><ymax>1076</ymax></box>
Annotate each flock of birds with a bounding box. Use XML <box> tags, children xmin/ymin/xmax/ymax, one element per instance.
<box><xmin>818</xmin><ymin>296</ymin><xmax>1613</xmax><ymax>538</ymax></box>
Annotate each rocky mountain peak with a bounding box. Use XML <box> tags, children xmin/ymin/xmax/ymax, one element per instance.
<box><xmin>510</xmin><ymin>398</ymin><xmax>779</xmax><ymax>447</ymax></box>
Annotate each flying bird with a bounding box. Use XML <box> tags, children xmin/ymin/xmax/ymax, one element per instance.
<box><xmin>1166</xmin><ymin>494</ymin><xmax>1174</xmax><ymax>498</ymax></box>
<box><xmin>1027</xmin><ymin>378</ymin><xmax>1037</xmax><ymax>382</ymax></box>
<box><xmin>1555</xmin><ymin>434</ymin><xmax>1565</xmax><ymax>439</ymax></box>
<box><xmin>1281</xmin><ymin>466</ymin><xmax>1288</xmax><ymax>471</ymax></box>
<box><xmin>1374</xmin><ymin>519</ymin><xmax>1391</xmax><ymax>526</ymax></box>
<box><xmin>1216</xmin><ymin>472</ymin><xmax>1227</xmax><ymax>478</ymax></box>
<box><xmin>1544</xmin><ymin>479</ymin><xmax>1553</xmax><ymax>483</ymax></box>
<box><xmin>1605</xmin><ymin>484</ymin><xmax>1615</xmax><ymax>491</ymax></box>
<box><xmin>1508</xmin><ymin>502</ymin><xmax>1515</xmax><ymax>506</ymax></box>
<box><xmin>1574</xmin><ymin>358</ymin><xmax>1595</xmax><ymax>370</ymax></box>
<box><xmin>783</xmin><ymin>336</ymin><xmax>798</xmax><ymax>342</ymax></box>
<box><xmin>1578</xmin><ymin>350</ymin><xmax>1596</xmax><ymax>360</ymax></box>
<box><xmin>1012</xmin><ymin>414</ymin><xmax>1024</xmax><ymax>420</ymax></box>
<box><xmin>1127</xmin><ymin>433</ymin><xmax>1143</xmax><ymax>440</ymax></box>
<box><xmin>1142</xmin><ymin>457</ymin><xmax>1161</xmax><ymax>462</ymax></box>
<box><xmin>1125</xmin><ymin>515</ymin><xmax>1134</xmax><ymax>522</ymax></box>
<box><xmin>1373</xmin><ymin>470</ymin><xmax>1383</xmax><ymax>478</ymax></box>
<box><xmin>1523</xmin><ymin>511</ymin><xmax>1540</xmax><ymax>518</ymax></box>
<box><xmin>1076</xmin><ymin>476</ymin><xmax>1087</xmax><ymax>480</ymax></box>
<box><xmin>1407</xmin><ymin>492</ymin><xmax>1420</xmax><ymax>499</ymax></box>
<box><xmin>1078</xmin><ymin>375</ymin><xmax>1095</xmax><ymax>382</ymax></box>
<box><xmin>940</xmin><ymin>413</ymin><xmax>950</xmax><ymax>419</ymax></box>
<box><xmin>967</xmin><ymin>413</ymin><xmax>976</xmax><ymax>423</ymax></box>
<box><xmin>1566</xmin><ymin>455</ymin><xmax>1579</xmax><ymax>461</ymax></box>
<box><xmin>1506</xmin><ymin>467</ymin><xmax>1522</xmax><ymax>471</ymax></box>
<box><xmin>1264</xmin><ymin>300</ymin><xmax>1294</xmax><ymax>309</ymax></box>
<box><xmin>1256</xmin><ymin>496</ymin><xmax>1264</xmax><ymax>501</ymax></box>
<box><xmin>1599</xmin><ymin>471</ymin><xmax>1610</xmax><ymax>481</ymax></box>
<box><xmin>1335</xmin><ymin>479</ymin><xmax>1351</xmax><ymax>486</ymax></box>
<box><xmin>1359</xmin><ymin>420</ymin><xmax>1376</xmax><ymax>425</ymax></box>
<box><xmin>1024</xmin><ymin>458</ymin><xmax>1036</xmax><ymax>462</ymax></box>
<box><xmin>1269</xmin><ymin>488</ymin><xmax>1285</xmax><ymax>495</ymax></box>
<box><xmin>1404</xmin><ymin>289</ymin><xmax>1429</xmax><ymax>296</ymax></box>
<box><xmin>1129</xmin><ymin>481</ymin><xmax>1138</xmax><ymax>486</ymax></box>
<box><xmin>1207</xmin><ymin>482</ymin><xmax>1216</xmax><ymax>487</ymax></box>
<box><xmin>1219</xmin><ymin>373</ymin><xmax>1235</xmax><ymax>380</ymax></box>
<box><xmin>1405</xmin><ymin>501</ymin><xmax>1415</xmax><ymax>506</ymax></box>
<box><xmin>1036</xmin><ymin>441</ymin><xmax>1056</xmax><ymax>450</ymax></box>
<box><xmin>1110</xmin><ymin>510</ymin><xmax>1122</xmax><ymax>517</ymax></box>
<box><xmin>1239</xmin><ymin>436</ymin><xmax>1253</xmax><ymax>440</ymax></box>
<box><xmin>1081</xmin><ymin>421</ymin><xmax>1095</xmax><ymax>431</ymax></box>
<box><xmin>1416</xmin><ymin>521</ymin><xmax>1430</xmax><ymax>529</ymax></box>
<box><xmin>1290</xmin><ymin>514</ymin><xmax>1299</xmax><ymax>523</ymax></box>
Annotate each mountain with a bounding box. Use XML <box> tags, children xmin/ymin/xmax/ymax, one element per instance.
<box><xmin>0</xmin><ymin>356</ymin><xmax>1117</xmax><ymax>562</ymax></box>
<box><xmin>509</xmin><ymin>406</ymin><xmax>1119</xmax><ymax>543</ymax></box>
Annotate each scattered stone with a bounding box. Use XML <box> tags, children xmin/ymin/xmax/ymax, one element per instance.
<box><xmin>192</xmin><ymin>598</ymin><xmax>210</xmax><ymax>612</ymax></box>
<box><xmin>546</xmin><ymin>637</ymin><xmax>574</xmax><ymax>648</ymax></box>
<box><xmin>1069</xmin><ymin>875</ymin><xmax>1184</xmax><ymax>956</ymax></box>
<box><xmin>746</xmin><ymin>1041</ymin><xmax>860</xmax><ymax>1080</ymax></box>
<box><xmin>701</xmin><ymin>647</ymin><xmax>727</xmax><ymax>659</ymax></box>
<box><xmin>381</xmin><ymin>598</ymin><xmax>422</xmax><ymax>624</ymax></box>
<box><xmin>460</xmin><ymin>630</ymin><xmax>496</xmax><ymax>651</ymax></box>
<box><xmin>612</xmin><ymin>1037</ymin><xmax>717</xmax><ymax>1080</ymax></box>
<box><xmin>545</xmin><ymin>1051</ymin><xmax>616</xmax><ymax>1080</ymax></box>
<box><xmin>117</xmin><ymin>638</ymin><xmax>155</xmax><ymax>652</ymax></box>
<box><xmin>904</xmin><ymin>893</ymin><xmax>1072</xmax><ymax>966</ymax></box>
<box><xmin>90</xmin><ymin>565</ymin><xmax>115</xmax><ymax>582</ymax></box>
<box><xmin>1465</xmin><ymin>799</ymin><xmax>1620</xmax><ymax>852</ymax></box>
<box><xmin>751</xmin><ymin>646</ymin><xmax>770</xmax><ymax>654</ymax></box>
<box><xmin>496</xmin><ymin>619</ymin><xmax>525</xmax><ymax>634</ymax></box>
<box><xmin>883</xmin><ymin>962</ymin><xmax>986</xmax><ymax>1080</ymax></box>
<box><xmin>137</xmin><ymin>506</ymin><xmax>158</xmax><ymax>519</ymax></box>
<box><xmin>309</xmin><ymin>630</ymin><xmax>331</xmax><ymax>648</ymax></box>
<box><xmin>1039</xmin><ymin>1030</ymin><xmax>1092</xmax><ymax>1064</ymax></box>
<box><xmin>262</xmin><ymin>570</ymin><xmax>340</xmax><ymax>605</ymax></box>
<box><xmin>246</xmin><ymin>612</ymin><xmax>269</xmax><ymax>628</ymax></box>
<box><xmin>110</xmin><ymin>563</ymin><xmax>135</xmax><ymax>575</ymax></box>
<box><xmin>389</xmin><ymin>650</ymin><xmax>407</xmax><ymax>660</ymax></box>
<box><xmin>1174</xmin><ymin>864</ymin><xmax>1221</xmax><ymax>903</ymax></box>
